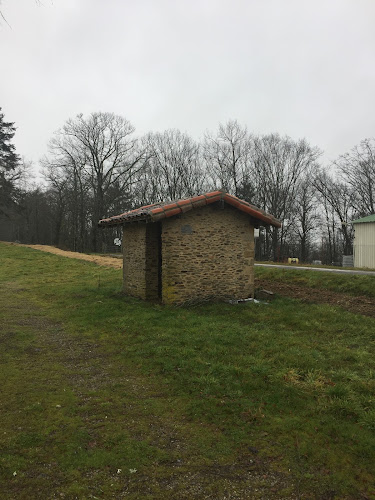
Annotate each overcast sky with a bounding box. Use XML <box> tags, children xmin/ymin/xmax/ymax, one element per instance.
<box><xmin>1</xmin><ymin>0</ymin><xmax>375</xmax><ymax>175</ymax></box>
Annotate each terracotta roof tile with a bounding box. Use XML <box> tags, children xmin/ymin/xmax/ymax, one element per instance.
<box><xmin>98</xmin><ymin>191</ymin><xmax>282</xmax><ymax>228</ymax></box>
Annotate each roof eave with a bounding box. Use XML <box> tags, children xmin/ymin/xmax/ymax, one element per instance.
<box><xmin>223</xmin><ymin>194</ymin><xmax>282</xmax><ymax>228</ymax></box>
<box><xmin>98</xmin><ymin>214</ymin><xmax>152</xmax><ymax>228</ymax></box>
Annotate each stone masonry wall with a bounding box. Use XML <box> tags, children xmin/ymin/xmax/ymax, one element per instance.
<box><xmin>161</xmin><ymin>203</ymin><xmax>254</xmax><ymax>305</ymax></box>
<box><xmin>122</xmin><ymin>223</ymin><xmax>147</xmax><ymax>299</ymax></box>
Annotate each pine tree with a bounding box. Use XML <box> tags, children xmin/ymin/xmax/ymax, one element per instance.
<box><xmin>0</xmin><ymin>108</ymin><xmax>21</xmax><ymax>213</ymax></box>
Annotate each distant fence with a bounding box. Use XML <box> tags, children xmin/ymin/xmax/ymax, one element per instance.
<box><xmin>342</xmin><ymin>255</ymin><xmax>354</xmax><ymax>267</ymax></box>
<box><xmin>101</xmin><ymin>244</ymin><xmax>122</xmax><ymax>254</ymax></box>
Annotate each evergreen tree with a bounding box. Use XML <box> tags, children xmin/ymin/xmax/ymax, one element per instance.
<box><xmin>0</xmin><ymin>108</ymin><xmax>20</xmax><ymax>214</ymax></box>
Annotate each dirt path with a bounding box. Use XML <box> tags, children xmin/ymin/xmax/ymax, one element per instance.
<box><xmin>5</xmin><ymin>242</ymin><xmax>123</xmax><ymax>269</ymax></box>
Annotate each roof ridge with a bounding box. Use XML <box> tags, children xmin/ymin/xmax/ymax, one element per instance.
<box><xmin>98</xmin><ymin>191</ymin><xmax>282</xmax><ymax>228</ymax></box>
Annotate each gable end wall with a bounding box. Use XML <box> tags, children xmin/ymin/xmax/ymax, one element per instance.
<box><xmin>354</xmin><ymin>222</ymin><xmax>375</xmax><ymax>268</ymax></box>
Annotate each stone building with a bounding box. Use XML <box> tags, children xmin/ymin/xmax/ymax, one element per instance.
<box><xmin>98</xmin><ymin>191</ymin><xmax>281</xmax><ymax>305</ymax></box>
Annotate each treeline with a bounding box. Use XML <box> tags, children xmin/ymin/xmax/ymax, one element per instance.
<box><xmin>1</xmin><ymin>109</ymin><xmax>374</xmax><ymax>263</ymax></box>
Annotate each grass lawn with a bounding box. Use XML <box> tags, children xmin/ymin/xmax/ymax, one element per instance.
<box><xmin>256</xmin><ymin>265</ymin><xmax>375</xmax><ymax>299</ymax></box>
<box><xmin>1</xmin><ymin>242</ymin><xmax>375</xmax><ymax>499</ymax></box>
<box><xmin>256</xmin><ymin>261</ymin><xmax>375</xmax><ymax>273</ymax></box>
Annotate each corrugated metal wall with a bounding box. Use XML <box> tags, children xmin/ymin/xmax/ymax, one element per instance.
<box><xmin>354</xmin><ymin>222</ymin><xmax>375</xmax><ymax>268</ymax></box>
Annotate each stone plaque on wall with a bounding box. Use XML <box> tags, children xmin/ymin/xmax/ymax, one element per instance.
<box><xmin>181</xmin><ymin>224</ymin><xmax>193</xmax><ymax>234</ymax></box>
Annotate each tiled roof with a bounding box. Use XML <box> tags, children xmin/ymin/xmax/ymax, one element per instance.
<box><xmin>98</xmin><ymin>191</ymin><xmax>282</xmax><ymax>228</ymax></box>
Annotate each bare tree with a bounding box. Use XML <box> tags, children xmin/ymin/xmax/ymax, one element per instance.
<box><xmin>203</xmin><ymin>120</ymin><xmax>252</xmax><ymax>196</ymax></box>
<box><xmin>42</xmin><ymin>155</ymin><xmax>93</xmax><ymax>251</ymax></box>
<box><xmin>335</xmin><ymin>138</ymin><xmax>375</xmax><ymax>215</ymax></box>
<box><xmin>45</xmin><ymin>112</ymin><xmax>147</xmax><ymax>251</ymax></box>
<box><xmin>290</xmin><ymin>171</ymin><xmax>319</xmax><ymax>262</ymax></box>
<box><xmin>1</xmin><ymin>0</ymin><xmax>43</xmax><ymax>27</ymax></box>
<box><xmin>134</xmin><ymin>129</ymin><xmax>204</xmax><ymax>205</ymax></box>
<box><xmin>42</xmin><ymin>164</ymin><xmax>68</xmax><ymax>246</ymax></box>
<box><xmin>314</xmin><ymin>170</ymin><xmax>356</xmax><ymax>256</ymax></box>
<box><xmin>252</xmin><ymin>134</ymin><xmax>321</xmax><ymax>260</ymax></box>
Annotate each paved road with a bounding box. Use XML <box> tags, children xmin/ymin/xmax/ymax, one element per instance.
<box><xmin>255</xmin><ymin>263</ymin><xmax>375</xmax><ymax>277</ymax></box>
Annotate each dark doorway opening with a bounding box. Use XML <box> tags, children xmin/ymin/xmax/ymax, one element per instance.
<box><xmin>157</xmin><ymin>222</ymin><xmax>162</xmax><ymax>299</ymax></box>
<box><xmin>145</xmin><ymin>222</ymin><xmax>162</xmax><ymax>301</ymax></box>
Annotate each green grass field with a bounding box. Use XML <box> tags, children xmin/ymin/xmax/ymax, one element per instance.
<box><xmin>256</xmin><ymin>265</ymin><xmax>375</xmax><ymax>298</ymax></box>
<box><xmin>1</xmin><ymin>243</ymin><xmax>375</xmax><ymax>499</ymax></box>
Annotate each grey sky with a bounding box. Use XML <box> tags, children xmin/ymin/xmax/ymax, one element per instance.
<box><xmin>1</xmin><ymin>0</ymin><xmax>375</xmax><ymax>174</ymax></box>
